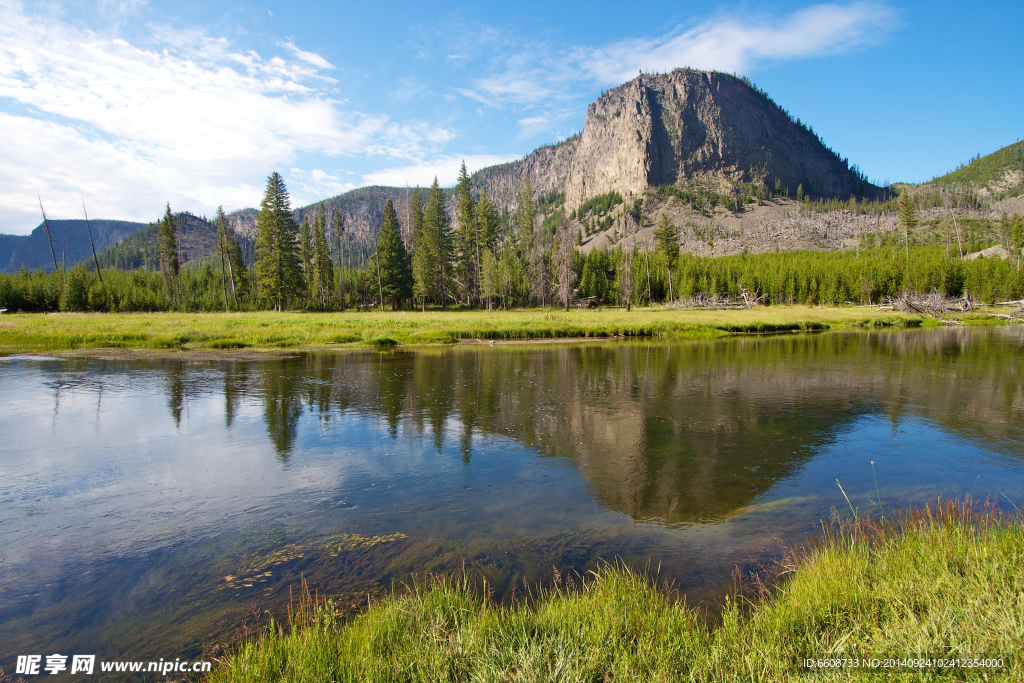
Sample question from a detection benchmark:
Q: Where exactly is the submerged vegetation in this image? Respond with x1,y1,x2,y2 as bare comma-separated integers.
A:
208,499,1023,682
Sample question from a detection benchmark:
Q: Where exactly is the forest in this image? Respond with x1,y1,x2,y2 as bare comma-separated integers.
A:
2,171,1022,314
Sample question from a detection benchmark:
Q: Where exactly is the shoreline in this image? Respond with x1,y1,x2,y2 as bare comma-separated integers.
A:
0,305,950,357
205,501,1023,682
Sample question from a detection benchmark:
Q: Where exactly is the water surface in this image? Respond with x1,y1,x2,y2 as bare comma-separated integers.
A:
1,327,1023,661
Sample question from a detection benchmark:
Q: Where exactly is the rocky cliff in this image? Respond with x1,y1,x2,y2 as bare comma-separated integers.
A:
564,69,879,210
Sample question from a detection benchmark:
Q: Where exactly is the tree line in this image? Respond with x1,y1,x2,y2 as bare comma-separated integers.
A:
2,173,1022,313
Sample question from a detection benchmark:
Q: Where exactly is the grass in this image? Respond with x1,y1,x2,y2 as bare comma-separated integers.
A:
0,306,926,352
204,499,1023,682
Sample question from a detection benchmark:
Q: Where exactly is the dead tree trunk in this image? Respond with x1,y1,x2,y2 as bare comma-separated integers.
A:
82,199,104,286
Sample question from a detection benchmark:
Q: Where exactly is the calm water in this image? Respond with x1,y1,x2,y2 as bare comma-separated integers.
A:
1,327,1023,662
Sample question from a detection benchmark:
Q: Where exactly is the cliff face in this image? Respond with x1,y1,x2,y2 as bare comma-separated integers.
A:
564,69,879,210
472,137,579,209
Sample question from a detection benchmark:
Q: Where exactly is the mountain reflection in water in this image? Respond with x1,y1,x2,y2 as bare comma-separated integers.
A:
0,327,1022,662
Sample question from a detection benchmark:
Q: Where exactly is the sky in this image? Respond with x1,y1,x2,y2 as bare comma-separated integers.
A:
1,0,1022,234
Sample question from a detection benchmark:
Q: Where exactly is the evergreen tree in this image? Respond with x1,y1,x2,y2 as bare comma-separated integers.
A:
409,186,423,253
374,198,413,310
214,206,232,310
476,190,499,255
254,172,302,310
1011,215,1024,271
454,161,478,304
333,211,346,309
898,190,918,260
312,204,333,308
617,246,634,311
158,203,179,304
418,177,450,307
480,247,498,310
653,213,680,301
299,214,312,305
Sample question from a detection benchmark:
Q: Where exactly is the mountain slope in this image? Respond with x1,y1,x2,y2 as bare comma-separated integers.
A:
2,219,147,273
931,140,1024,197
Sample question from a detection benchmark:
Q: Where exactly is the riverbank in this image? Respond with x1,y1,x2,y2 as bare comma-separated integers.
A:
206,500,1022,682
0,306,942,353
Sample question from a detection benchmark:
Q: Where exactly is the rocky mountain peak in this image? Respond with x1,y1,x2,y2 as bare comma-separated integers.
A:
562,68,879,211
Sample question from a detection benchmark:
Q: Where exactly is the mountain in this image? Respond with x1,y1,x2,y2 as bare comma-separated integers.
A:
930,140,1024,198
92,212,246,272
1,219,147,273
274,69,882,254
562,70,880,208
0,68,903,273
0,234,28,273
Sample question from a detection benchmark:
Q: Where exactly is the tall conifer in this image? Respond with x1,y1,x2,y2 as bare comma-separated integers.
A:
454,161,478,304
420,177,450,307
158,203,179,304
254,172,301,310
653,213,680,301
476,190,499,255
409,186,423,253
299,215,312,305
374,199,412,309
333,211,346,309
312,204,333,308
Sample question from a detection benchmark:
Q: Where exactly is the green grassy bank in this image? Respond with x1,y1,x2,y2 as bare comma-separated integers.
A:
206,501,1023,683
0,307,931,352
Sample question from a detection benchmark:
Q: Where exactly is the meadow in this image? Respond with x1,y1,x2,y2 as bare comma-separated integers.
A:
0,306,929,352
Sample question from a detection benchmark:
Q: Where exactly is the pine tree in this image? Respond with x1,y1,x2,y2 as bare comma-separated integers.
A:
299,214,312,305
653,213,680,301
1011,215,1024,271
409,186,423,253
254,172,302,311
897,189,917,260
412,190,436,309
419,177,450,307
480,248,498,311
374,199,413,310
333,211,346,309
215,206,231,310
158,203,179,304
476,190,499,255
312,204,333,308
454,161,478,304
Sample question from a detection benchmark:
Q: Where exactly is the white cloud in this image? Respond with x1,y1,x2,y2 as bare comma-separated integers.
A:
587,2,895,83
362,154,520,188
463,2,896,111
281,41,336,71
288,168,356,203
0,1,451,232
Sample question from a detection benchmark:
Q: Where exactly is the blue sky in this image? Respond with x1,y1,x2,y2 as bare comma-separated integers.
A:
1,0,1021,234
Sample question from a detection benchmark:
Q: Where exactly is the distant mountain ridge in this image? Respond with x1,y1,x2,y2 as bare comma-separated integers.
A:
1,219,147,274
